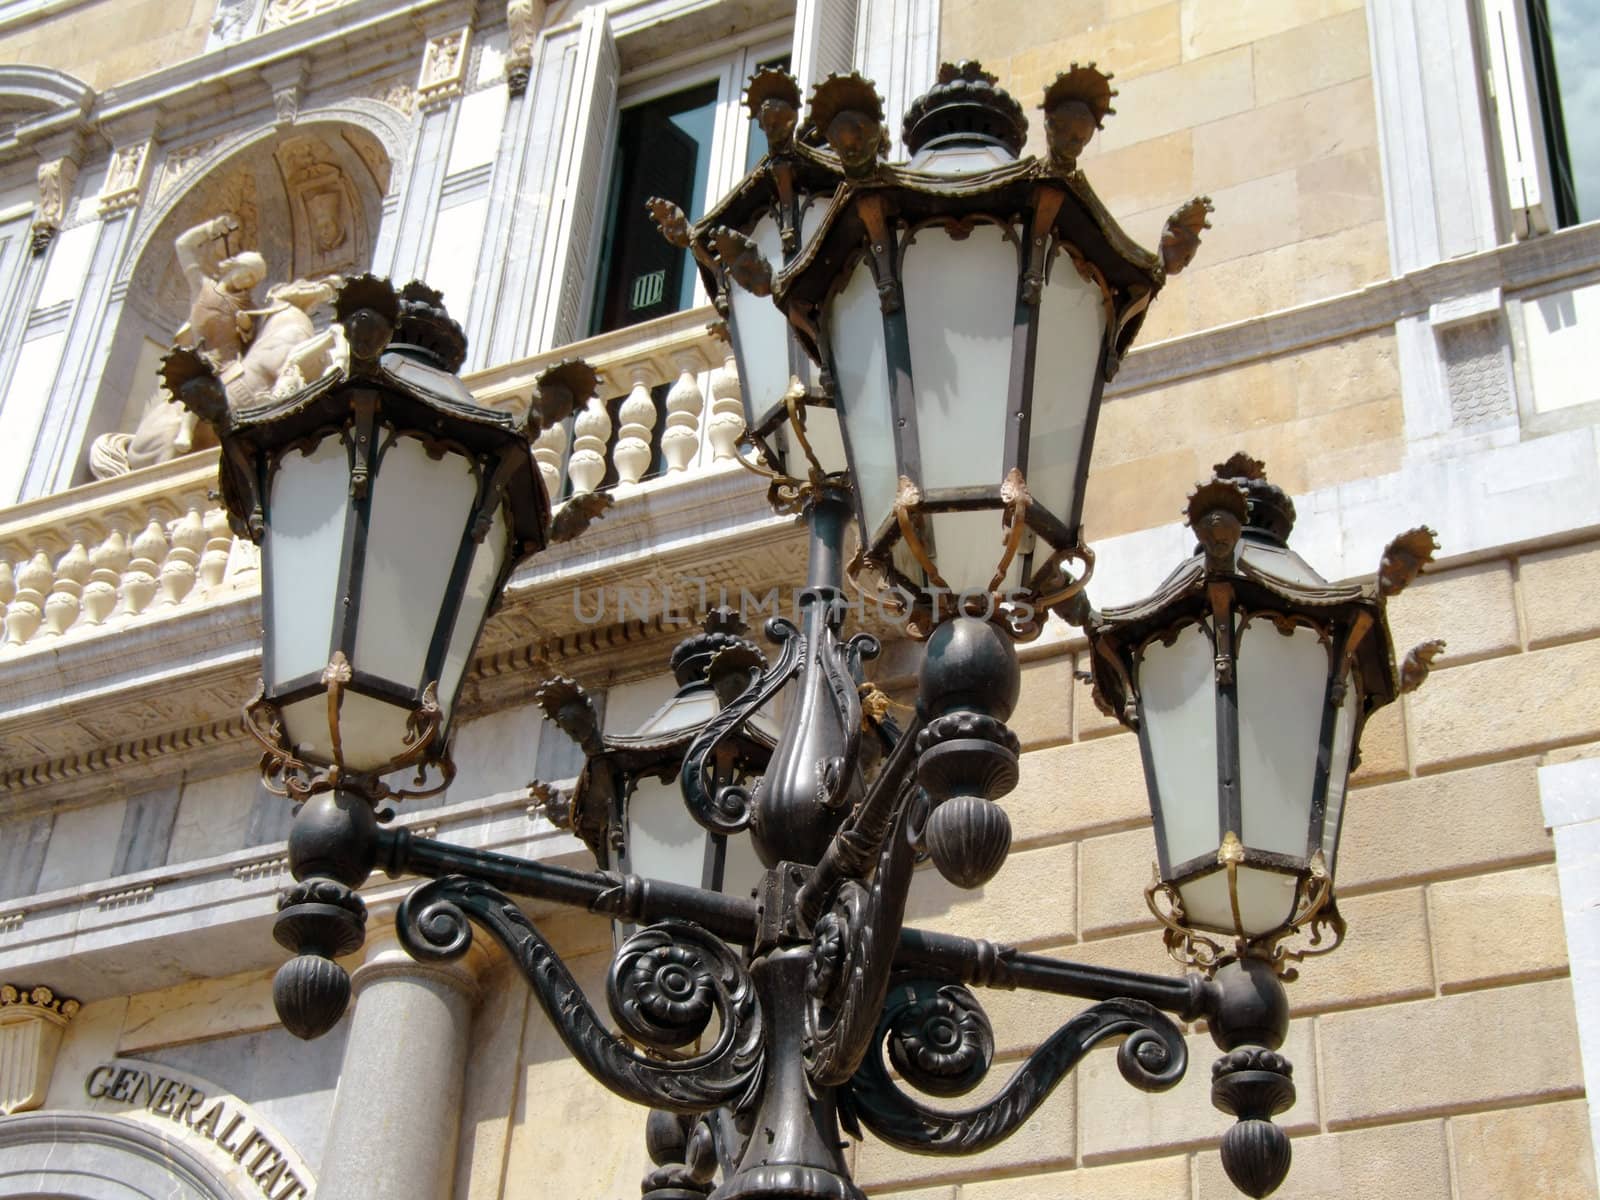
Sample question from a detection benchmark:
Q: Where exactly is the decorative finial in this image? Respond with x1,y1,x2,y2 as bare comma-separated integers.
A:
744,67,802,153
533,358,598,428
647,197,692,249
1042,63,1116,170
1377,527,1439,599
808,73,886,179
709,227,774,297
1161,196,1214,276
1186,479,1250,568
1209,454,1296,543
393,279,467,373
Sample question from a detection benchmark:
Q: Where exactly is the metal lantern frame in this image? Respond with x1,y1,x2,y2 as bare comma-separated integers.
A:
529,611,779,900
764,65,1199,633
649,67,851,493
167,276,552,805
1079,456,1442,974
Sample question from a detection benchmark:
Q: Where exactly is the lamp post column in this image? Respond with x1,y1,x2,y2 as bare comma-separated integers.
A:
316,905,489,1200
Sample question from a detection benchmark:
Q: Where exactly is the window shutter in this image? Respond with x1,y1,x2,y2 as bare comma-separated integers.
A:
792,0,859,94
545,9,619,347
1481,0,1559,237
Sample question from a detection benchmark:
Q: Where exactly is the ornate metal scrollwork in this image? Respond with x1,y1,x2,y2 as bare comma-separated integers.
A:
397,876,764,1114
839,979,1186,1154
679,617,805,835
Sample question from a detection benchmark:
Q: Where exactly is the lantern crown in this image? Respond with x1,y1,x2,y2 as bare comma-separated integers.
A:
902,61,1028,157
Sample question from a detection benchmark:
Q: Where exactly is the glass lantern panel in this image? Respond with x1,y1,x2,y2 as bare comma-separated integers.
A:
902,223,1017,495
279,690,415,774
729,213,793,432
1027,254,1108,526
1320,671,1359,872
627,777,709,889
436,501,509,722
1236,621,1328,858
1139,620,1221,869
906,143,1015,175
353,435,479,692
827,257,897,539
926,509,1020,596
635,684,720,736
1178,866,1299,938
800,404,849,477
794,199,828,397
265,436,351,690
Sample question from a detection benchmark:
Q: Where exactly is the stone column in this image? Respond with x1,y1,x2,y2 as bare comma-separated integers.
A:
315,908,487,1200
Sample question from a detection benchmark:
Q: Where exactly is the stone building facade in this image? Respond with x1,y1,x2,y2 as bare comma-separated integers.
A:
0,1,1598,1198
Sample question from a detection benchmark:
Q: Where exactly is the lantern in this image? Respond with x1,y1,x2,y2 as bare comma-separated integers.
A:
1079,453,1444,971
759,62,1212,631
169,276,563,801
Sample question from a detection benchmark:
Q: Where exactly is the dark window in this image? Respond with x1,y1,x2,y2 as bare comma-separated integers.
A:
591,81,719,336
1526,0,1599,226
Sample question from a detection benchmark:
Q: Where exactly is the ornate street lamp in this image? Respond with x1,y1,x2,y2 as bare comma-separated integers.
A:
175,60,1441,1200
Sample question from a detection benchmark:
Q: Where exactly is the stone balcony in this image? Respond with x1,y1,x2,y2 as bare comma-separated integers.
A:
0,307,812,811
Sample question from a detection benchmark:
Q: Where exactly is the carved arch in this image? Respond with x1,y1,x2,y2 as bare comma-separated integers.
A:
0,65,94,138
0,1110,255,1199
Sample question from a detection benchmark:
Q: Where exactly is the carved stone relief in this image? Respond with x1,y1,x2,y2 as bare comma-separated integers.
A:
32,157,78,254
275,135,364,278
156,136,224,203
418,29,469,107
100,141,151,215
0,985,79,1114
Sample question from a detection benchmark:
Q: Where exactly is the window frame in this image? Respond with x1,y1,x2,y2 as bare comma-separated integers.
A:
581,24,791,337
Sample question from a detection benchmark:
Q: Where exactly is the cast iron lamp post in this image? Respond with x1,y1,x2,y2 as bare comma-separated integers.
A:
175,64,1441,1200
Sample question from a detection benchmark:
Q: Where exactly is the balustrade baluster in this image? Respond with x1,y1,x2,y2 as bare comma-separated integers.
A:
661,356,704,473
198,508,232,592
160,505,205,606
5,549,51,645
119,517,168,617
613,366,657,486
43,536,89,636
82,527,127,626
706,354,744,463
568,390,612,496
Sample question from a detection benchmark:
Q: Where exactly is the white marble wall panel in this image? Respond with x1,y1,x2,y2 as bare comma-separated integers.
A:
34,222,97,310
167,771,259,865
0,814,51,901
110,784,181,876
447,705,544,804
1540,755,1600,1184
424,194,489,327
244,784,295,849
445,85,509,176
0,328,65,503
136,1021,350,1173
35,799,125,893
1524,282,1600,414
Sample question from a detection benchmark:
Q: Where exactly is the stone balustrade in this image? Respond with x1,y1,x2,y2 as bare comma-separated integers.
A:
0,310,744,656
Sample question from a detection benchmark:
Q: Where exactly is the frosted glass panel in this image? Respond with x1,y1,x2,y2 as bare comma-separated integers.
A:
1237,622,1327,857
627,779,707,888
729,214,793,423
266,437,351,688
928,509,1019,596
280,691,413,773
437,504,508,721
902,224,1016,493
798,404,848,476
1028,257,1106,523
1178,866,1298,937
827,258,896,538
635,685,719,736
1320,673,1358,871
1139,621,1220,868
1238,540,1324,587
353,436,478,688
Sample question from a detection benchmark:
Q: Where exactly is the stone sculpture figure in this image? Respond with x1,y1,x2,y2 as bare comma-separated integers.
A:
90,216,343,479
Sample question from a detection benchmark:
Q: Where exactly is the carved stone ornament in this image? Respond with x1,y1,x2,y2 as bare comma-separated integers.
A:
0,984,81,1114
99,141,151,215
506,0,546,94
31,157,77,254
418,29,469,107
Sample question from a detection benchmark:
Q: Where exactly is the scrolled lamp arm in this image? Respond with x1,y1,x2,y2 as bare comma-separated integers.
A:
398,876,764,1114
839,978,1186,1154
